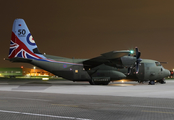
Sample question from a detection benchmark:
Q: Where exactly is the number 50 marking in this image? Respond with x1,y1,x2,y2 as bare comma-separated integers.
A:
18,29,26,35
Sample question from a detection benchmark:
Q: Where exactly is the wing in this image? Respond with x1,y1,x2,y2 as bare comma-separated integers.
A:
83,50,131,69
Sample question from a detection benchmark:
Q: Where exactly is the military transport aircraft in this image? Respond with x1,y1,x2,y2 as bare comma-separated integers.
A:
7,19,170,85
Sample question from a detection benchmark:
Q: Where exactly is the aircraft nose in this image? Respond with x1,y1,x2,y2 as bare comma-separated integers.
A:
164,69,170,77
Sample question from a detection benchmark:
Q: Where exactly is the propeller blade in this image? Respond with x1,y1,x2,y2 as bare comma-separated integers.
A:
136,66,139,74
137,52,141,59
135,47,139,58
127,67,131,75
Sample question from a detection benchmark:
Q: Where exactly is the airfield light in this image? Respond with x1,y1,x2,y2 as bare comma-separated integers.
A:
42,78,49,81
130,50,134,54
33,66,36,76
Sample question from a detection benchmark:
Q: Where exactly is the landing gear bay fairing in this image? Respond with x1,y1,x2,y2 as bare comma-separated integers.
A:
7,19,170,85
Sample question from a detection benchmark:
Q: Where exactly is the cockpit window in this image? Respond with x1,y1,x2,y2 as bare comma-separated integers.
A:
155,62,161,66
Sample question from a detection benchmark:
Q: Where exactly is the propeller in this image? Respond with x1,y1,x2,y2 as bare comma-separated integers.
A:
127,47,142,75
135,47,142,74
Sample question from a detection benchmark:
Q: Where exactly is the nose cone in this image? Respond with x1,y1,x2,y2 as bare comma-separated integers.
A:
163,69,170,77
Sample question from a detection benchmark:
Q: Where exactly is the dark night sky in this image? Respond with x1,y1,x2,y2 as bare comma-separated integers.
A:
1,0,174,70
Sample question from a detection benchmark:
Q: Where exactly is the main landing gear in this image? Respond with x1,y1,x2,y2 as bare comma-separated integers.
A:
148,79,166,85
89,80,110,85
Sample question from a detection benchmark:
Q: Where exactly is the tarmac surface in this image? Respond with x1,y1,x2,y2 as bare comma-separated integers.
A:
0,79,174,120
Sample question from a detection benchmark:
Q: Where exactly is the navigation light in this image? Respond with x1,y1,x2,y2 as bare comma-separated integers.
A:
130,50,134,54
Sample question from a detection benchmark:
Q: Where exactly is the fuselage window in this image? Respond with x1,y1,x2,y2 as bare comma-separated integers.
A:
155,62,161,66
75,70,78,73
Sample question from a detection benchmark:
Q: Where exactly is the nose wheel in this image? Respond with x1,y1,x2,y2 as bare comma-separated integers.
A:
159,79,166,84
149,80,155,85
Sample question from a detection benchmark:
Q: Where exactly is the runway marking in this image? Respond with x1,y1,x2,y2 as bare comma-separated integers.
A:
51,104,79,108
131,105,174,110
0,109,92,120
0,97,51,102
142,110,174,114
0,100,7,102
0,83,8,85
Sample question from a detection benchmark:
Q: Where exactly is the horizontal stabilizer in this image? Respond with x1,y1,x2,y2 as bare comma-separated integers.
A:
7,57,32,63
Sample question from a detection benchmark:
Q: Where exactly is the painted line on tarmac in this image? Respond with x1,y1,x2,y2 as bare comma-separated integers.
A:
131,105,174,110
0,109,92,120
51,104,79,108
0,97,51,102
142,110,174,114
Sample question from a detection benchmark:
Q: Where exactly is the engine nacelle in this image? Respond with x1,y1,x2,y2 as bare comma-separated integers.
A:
121,56,136,67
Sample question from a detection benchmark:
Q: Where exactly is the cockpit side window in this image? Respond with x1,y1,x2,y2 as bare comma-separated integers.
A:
155,62,161,66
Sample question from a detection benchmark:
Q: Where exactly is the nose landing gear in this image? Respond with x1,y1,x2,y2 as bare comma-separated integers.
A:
149,80,155,85
148,79,166,85
159,79,166,84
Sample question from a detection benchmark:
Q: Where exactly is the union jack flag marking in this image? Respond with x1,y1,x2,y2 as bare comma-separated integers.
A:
14,49,41,59
8,32,42,60
9,40,19,57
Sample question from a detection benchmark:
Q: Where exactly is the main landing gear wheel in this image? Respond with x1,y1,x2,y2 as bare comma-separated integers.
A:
101,81,110,85
149,80,155,85
89,80,110,85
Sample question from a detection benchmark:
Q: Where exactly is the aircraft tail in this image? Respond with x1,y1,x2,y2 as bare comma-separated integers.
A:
8,19,45,60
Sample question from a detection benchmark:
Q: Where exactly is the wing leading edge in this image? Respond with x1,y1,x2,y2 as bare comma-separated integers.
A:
83,50,131,69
